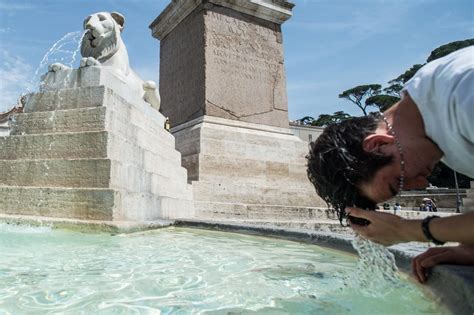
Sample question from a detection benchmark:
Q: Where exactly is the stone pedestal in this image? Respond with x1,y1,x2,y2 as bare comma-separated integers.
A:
0,67,194,221
171,115,325,219
150,0,324,220
150,0,294,128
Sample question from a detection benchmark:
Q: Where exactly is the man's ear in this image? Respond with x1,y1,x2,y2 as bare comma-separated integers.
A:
362,134,394,153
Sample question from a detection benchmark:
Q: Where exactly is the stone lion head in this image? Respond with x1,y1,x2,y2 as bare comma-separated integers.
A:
80,12,125,62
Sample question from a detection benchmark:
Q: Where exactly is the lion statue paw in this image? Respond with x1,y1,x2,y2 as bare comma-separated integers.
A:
48,63,71,72
143,80,161,111
80,57,101,68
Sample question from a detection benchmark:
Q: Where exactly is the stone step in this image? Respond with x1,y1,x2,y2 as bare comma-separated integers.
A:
10,107,106,135
199,137,307,164
199,121,307,151
0,155,191,197
195,202,459,222
378,210,457,219
107,134,186,181
192,181,322,207
174,121,308,165
0,186,114,220
109,160,192,198
197,154,311,189
466,190,474,198
0,131,108,160
460,205,474,213
193,218,351,235
105,96,175,150
24,86,106,113
194,202,334,220
462,198,474,206
0,159,111,188
159,197,195,220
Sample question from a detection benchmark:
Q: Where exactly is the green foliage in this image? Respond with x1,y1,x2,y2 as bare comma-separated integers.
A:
338,84,381,116
365,95,400,112
383,83,403,96
312,111,351,127
390,64,424,84
427,38,474,62
297,116,315,126
389,38,473,85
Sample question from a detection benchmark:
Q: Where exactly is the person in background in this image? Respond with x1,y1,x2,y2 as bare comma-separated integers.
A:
393,202,402,214
422,198,433,211
307,47,474,283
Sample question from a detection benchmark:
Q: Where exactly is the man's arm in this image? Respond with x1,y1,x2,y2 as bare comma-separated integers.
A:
346,208,474,246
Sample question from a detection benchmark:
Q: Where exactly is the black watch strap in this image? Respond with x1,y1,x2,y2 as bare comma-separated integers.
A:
421,216,445,245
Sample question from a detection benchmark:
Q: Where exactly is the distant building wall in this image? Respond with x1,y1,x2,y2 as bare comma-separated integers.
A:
289,122,324,143
0,121,9,137
1,105,23,137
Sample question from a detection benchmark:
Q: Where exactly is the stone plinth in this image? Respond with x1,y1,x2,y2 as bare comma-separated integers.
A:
150,0,294,128
150,1,323,220
0,67,194,221
171,116,325,218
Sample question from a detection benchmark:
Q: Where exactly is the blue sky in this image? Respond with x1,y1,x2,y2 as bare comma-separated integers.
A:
1,0,473,120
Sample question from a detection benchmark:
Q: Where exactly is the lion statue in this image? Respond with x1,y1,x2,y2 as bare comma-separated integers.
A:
49,11,160,111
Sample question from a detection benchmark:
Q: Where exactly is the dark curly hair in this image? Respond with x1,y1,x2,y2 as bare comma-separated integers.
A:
306,113,394,224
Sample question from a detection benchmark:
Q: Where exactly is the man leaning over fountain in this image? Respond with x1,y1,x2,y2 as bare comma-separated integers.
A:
306,46,474,283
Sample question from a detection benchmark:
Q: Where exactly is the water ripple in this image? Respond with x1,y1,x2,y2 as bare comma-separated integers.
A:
0,227,443,314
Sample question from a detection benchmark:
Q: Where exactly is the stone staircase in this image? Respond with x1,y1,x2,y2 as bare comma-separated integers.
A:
191,201,459,234
192,202,349,233
173,116,325,223
461,181,474,213
0,82,194,222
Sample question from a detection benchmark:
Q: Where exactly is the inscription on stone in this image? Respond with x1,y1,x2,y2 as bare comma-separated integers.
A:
204,8,288,126
207,11,282,84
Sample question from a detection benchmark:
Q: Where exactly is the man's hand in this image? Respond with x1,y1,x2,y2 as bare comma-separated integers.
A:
412,244,474,283
346,207,420,246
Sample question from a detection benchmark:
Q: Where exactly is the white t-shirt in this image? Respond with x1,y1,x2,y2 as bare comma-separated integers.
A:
403,46,474,178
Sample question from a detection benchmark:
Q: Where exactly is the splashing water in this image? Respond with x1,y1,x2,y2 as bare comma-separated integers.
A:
29,31,85,130
347,236,402,297
0,227,444,314
35,31,84,82
0,222,52,234
6,31,84,114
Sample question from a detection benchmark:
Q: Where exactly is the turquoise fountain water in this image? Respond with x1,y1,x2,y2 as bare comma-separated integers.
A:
0,224,445,314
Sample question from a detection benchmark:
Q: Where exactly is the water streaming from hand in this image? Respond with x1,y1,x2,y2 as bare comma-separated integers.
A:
347,236,403,297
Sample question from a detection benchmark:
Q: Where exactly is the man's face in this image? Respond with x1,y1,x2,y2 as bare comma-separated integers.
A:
358,127,441,204
358,156,435,203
